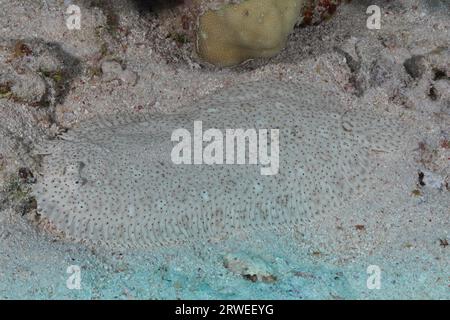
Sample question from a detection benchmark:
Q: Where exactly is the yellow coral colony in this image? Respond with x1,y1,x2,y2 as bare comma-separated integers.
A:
197,0,304,67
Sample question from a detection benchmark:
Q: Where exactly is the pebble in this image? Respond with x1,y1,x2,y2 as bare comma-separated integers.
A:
223,252,277,283
11,71,47,104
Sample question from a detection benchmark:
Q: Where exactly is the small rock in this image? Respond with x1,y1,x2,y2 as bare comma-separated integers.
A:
422,169,445,190
10,71,47,105
36,53,61,75
101,60,123,81
403,55,426,79
120,69,138,86
433,79,450,102
223,252,277,283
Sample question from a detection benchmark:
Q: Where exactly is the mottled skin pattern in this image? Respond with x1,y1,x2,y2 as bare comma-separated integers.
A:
34,80,407,248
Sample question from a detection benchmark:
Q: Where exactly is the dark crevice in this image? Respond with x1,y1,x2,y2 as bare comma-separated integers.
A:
433,68,449,81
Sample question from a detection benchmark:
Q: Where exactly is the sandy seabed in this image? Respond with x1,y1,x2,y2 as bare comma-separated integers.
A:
0,0,449,299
